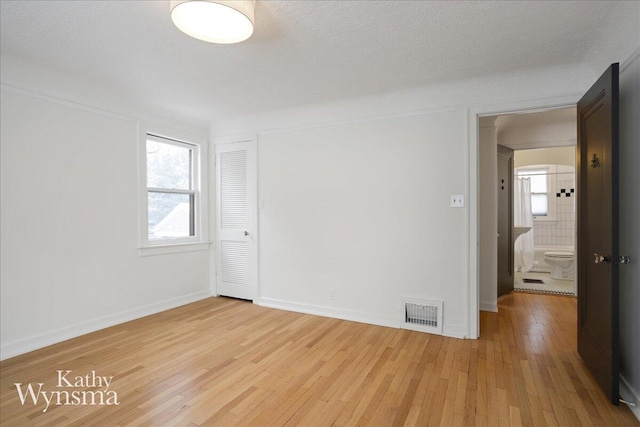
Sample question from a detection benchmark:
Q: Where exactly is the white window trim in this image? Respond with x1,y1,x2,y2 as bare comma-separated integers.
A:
516,164,557,221
137,123,210,256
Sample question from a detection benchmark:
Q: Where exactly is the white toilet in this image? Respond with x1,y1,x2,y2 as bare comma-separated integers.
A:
544,251,575,280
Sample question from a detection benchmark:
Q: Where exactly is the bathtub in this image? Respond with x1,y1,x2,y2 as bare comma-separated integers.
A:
529,245,575,273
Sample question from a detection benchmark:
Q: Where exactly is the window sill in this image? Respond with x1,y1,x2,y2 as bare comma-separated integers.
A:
138,242,210,257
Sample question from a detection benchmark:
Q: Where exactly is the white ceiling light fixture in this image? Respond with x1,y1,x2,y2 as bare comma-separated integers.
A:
170,0,255,44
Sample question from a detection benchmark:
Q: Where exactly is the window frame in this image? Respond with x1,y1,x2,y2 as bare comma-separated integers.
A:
515,165,557,221
138,125,209,256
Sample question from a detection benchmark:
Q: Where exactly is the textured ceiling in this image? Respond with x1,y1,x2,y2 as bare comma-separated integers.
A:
1,1,638,129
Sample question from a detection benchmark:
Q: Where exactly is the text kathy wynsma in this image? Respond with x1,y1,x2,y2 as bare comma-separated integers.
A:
14,370,119,413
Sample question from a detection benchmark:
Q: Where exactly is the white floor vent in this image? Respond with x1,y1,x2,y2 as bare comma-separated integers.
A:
401,298,443,335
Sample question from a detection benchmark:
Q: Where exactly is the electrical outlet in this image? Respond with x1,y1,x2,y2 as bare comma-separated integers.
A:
328,289,335,301
450,195,464,207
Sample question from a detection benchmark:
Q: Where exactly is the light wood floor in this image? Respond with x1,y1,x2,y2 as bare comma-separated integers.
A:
1,293,638,426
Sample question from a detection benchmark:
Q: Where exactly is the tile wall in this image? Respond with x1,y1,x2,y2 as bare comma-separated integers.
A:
533,174,575,246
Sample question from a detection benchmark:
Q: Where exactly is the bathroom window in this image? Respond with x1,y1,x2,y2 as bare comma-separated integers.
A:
517,166,556,220
528,170,548,216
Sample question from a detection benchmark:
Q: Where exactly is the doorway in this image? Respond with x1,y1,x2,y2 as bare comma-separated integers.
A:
477,107,578,314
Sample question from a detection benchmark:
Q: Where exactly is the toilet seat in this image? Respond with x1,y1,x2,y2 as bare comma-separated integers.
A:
544,251,573,258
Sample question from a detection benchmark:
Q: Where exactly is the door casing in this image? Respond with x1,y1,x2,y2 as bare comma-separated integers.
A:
469,96,579,339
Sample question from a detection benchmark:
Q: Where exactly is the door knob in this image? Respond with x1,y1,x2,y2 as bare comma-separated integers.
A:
594,253,611,264
244,230,249,236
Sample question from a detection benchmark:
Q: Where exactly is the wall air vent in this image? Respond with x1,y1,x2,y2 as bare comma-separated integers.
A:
402,298,443,335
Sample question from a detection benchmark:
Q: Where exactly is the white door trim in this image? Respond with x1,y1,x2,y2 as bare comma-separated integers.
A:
468,95,580,339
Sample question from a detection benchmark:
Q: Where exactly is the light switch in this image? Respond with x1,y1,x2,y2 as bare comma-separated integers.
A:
259,198,265,209
450,195,464,207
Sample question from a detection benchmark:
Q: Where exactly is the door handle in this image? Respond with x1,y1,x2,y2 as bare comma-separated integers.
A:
594,254,632,264
619,255,631,264
594,253,611,264
244,230,249,236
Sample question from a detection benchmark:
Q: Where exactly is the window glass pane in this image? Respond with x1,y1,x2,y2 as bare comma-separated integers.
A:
529,173,547,193
147,140,191,190
531,194,548,216
148,192,194,239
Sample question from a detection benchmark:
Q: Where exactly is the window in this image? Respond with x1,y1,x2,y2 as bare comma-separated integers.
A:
139,131,208,255
516,166,556,220
526,169,548,217
147,135,196,240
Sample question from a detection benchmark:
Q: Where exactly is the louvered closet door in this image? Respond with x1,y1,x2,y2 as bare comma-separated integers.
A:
216,141,257,300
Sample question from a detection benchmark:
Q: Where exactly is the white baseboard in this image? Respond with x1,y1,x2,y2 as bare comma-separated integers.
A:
256,297,399,329
256,297,469,339
480,301,498,312
620,374,640,422
0,290,213,361
442,324,469,339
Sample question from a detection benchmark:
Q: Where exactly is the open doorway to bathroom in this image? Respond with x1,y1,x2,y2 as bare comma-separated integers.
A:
512,146,576,296
478,106,578,312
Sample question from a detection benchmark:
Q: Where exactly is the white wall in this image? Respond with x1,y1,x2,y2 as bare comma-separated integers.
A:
478,123,498,312
619,50,640,417
0,88,211,360
256,111,469,337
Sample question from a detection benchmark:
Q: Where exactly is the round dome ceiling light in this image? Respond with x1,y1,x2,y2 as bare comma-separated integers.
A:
170,0,255,44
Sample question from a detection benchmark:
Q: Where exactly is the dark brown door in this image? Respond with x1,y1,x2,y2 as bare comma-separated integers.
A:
577,63,619,405
497,144,514,297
